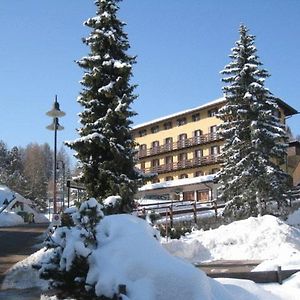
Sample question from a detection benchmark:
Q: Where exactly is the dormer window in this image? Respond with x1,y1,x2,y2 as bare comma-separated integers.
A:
151,125,159,133
208,108,218,117
177,117,187,126
164,121,172,130
192,113,200,122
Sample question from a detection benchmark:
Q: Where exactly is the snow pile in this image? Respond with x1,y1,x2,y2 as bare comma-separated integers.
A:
3,205,278,300
0,185,14,209
0,210,24,227
1,248,50,290
286,208,300,228
163,215,300,263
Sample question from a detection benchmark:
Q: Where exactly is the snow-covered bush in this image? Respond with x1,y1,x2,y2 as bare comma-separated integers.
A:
38,198,104,299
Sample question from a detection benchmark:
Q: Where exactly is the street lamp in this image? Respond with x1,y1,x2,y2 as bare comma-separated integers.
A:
57,160,66,210
46,95,65,215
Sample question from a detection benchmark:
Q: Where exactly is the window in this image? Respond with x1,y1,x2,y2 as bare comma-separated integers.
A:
194,149,203,158
139,144,147,156
210,125,217,133
210,125,217,139
165,176,174,181
165,156,173,164
177,117,187,126
194,171,204,177
164,137,173,151
192,113,200,122
208,108,218,117
179,174,188,179
194,129,202,144
138,129,147,137
164,121,172,130
178,152,187,161
152,140,159,148
165,137,173,144
211,145,220,155
152,159,160,167
194,129,203,137
152,178,160,184
179,133,187,140
178,133,187,148
151,125,159,133
140,161,145,171
197,190,209,202
183,191,195,201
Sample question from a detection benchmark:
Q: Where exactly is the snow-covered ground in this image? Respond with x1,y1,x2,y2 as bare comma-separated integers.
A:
163,214,300,263
2,208,300,300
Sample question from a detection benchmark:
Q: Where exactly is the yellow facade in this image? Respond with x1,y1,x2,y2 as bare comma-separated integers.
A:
132,99,225,183
132,97,297,188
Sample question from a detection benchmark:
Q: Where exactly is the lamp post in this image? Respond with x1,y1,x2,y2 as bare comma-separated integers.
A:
57,160,66,210
46,95,65,215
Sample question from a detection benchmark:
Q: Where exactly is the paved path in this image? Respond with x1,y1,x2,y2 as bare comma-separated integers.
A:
0,223,49,287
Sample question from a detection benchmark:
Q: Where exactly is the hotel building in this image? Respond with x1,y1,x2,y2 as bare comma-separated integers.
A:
132,97,298,201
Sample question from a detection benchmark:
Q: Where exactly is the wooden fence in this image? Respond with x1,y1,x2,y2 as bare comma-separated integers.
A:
134,199,225,226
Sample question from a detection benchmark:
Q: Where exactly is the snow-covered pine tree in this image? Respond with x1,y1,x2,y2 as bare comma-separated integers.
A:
217,24,292,219
39,198,104,299
66,0,141,213
6,146,27,196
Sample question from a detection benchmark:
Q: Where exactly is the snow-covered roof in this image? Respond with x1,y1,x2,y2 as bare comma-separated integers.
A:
138,174,216,192
132,96,298,131
132,97,225,130
0,185,15,210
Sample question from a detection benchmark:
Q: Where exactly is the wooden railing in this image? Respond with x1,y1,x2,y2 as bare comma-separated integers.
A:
142,154,220,174
138,132,222,158
134,199,225,226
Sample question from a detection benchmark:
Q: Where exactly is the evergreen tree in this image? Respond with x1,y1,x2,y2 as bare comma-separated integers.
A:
66,0,142,212
6,146,27,195
0,140,9,184
39,198,104,299
217,25,291,219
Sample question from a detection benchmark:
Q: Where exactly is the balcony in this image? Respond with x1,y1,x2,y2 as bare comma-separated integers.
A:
142,154,220,174
138,132,222,159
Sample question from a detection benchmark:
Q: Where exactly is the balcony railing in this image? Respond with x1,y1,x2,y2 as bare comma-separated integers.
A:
142,154,220,174
138,132,221,159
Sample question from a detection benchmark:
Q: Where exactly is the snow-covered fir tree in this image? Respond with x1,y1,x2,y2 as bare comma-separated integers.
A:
39,198,104,299
217,25,292,219
66,0,142,212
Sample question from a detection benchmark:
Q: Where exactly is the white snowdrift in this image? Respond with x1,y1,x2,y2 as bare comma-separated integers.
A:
2,214,276,300
286,207,300,228
0,210,24,227
1,248,50,290
163,215,300,263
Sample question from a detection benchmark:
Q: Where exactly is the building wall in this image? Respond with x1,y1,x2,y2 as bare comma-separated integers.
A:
132,99,293,186
132,103,224,183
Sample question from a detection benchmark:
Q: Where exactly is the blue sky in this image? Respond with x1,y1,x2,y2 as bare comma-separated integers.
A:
0,0,299,162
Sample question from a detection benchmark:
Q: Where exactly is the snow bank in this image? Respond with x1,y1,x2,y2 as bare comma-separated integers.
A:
86,214,235,300
1,248,50,290
3,213,277,300
0,185,14,209
163,215,300,263
0,210,24,227
286,208,300,228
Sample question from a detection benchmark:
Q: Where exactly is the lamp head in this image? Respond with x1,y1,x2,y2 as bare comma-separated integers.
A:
46,95,66,118
46,118,64,131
